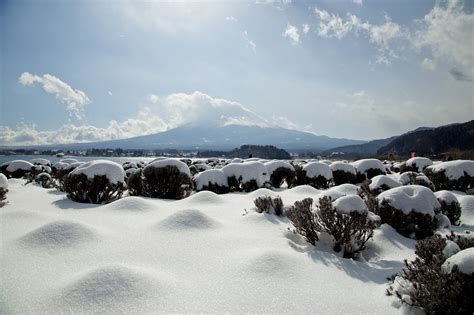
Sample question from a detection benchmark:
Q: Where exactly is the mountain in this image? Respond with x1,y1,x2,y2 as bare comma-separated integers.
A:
3,124,366,152
320,136,398,159
377,120,474,156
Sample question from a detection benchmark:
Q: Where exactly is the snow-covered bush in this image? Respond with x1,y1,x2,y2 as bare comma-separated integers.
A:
55,162,84,191
388,234,473,314
295,162,332,189
254,195,284,216
287,196,379,259
128,159,192,199
397,172,435,191
0,173,8,206
30,158,52,167
265,161,295,188
330,162,357,186
35,172,54,188
63,160,126,204
352,159,386,183
0,160,34,178
424,160,474,192
377,185,439,239
194,169,229,194
434,190,462,225
401,157,433,173
369,175,401,194
222,162,269,192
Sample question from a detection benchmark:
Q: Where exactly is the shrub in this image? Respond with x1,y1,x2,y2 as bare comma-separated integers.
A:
269,167,295,188
330,162,357,186
129,164,192,199
332,170,357,186
1,160,34,179
254,195,284,216
318,196,379,258
294,162,332,189
287,195,379,259
63,173,125,204
368,175,401,195
439,200,462,226
352,159,386,183
388,234,473,314
35,172,54,188
287,198,319,245
194,169,229,194
424,160,474,192
222,162,269,192
377,186,439,239
0,173,7,206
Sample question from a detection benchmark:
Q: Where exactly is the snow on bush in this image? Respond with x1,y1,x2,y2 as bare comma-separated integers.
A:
388,234,474,314
351,159,386,182
442,248,474,275
424,160,474,192
264,161,295,188
60,158,79,164
55,162,84,191
128,159,192,199
1,160,34,178
369,175,401,194
287,195,379,259
396,172,435,190
194,169,229,194
330,162,357,185
222,162,269,192
295,162,332,189
35,172,54,188
64,160,126,204
434,190,462,225
403,157,433,173
0,173,8,205
30,158,52,166
377,185,440,239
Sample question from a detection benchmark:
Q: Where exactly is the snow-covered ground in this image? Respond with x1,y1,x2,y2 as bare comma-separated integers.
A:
1,177,473,313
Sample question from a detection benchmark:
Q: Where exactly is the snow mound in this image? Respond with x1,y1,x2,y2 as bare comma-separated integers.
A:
104,196,156,212
442,240,461,258
442,248,474,274
434,190,458,204
457,195,474,225
185,191,225,204
60,158,79,164
156,209,221,231
285,185,320,195
397,172,418,185
249,188,277,198
0,173,8,189
222,162,269,186
318,184,359,201
330,162,356,175
264,160,294,174
70,160,125,184
144,159,190,177
332,195,368,214
52,161,69,170
5,160,33,172
351,159,385,174
369,175,401,191
406,157,432,171
230,158,243,163
243,250,296,278
377,185,440,216
302,162,333,179
18,220,98,248
59,265,160,311
426,160,474,180
194,169,228,190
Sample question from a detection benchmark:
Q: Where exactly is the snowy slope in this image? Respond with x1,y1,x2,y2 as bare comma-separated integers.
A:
0,180,423,313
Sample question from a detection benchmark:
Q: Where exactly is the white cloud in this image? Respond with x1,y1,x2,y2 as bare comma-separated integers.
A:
108,91,113,96
352,90,366,98
225,16,238,22
242,31,257,53
0,91,285,145
421,58,436,71
18,72,90,120
283,24,300,44
255,0,292,10
415,0,473,78
302,23,310,34
313,8,405,65
352,0,363,5
148,94,159,103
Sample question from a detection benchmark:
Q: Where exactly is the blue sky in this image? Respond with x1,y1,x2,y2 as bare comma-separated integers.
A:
1,0,473,145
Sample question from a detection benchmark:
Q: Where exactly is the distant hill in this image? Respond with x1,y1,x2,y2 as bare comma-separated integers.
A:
226,145,291,159
377,120,474,157
320,136,398,159
2,124,366,152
